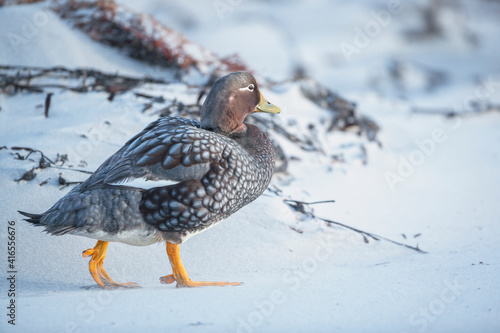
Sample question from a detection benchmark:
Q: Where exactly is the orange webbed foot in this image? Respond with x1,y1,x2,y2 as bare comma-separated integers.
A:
159,274,176,285
83,241,140,289
159,273,240,287
163,242,242,288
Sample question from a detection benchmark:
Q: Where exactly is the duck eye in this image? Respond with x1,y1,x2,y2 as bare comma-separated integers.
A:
248,84,254,91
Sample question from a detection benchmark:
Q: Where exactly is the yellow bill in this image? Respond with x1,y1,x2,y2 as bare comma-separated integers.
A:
255,92,281,114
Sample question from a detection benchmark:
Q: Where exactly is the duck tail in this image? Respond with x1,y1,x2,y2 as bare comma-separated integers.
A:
18,211,43,225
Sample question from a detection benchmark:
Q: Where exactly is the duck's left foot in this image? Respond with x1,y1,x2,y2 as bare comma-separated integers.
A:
163,242,242,288
159,274,241,287
83,241,140,289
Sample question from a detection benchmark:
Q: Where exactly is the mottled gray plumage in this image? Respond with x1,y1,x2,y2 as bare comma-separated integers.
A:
139,121,275,243
20,72,277,246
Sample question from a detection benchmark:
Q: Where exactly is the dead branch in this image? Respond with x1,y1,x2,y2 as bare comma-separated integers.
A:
318,217,426,253
281,194,426,253
51,0,248,76
0,65,173,95
412,104,500,117
9,147,93,184
44,93,53,118
299,78,381,144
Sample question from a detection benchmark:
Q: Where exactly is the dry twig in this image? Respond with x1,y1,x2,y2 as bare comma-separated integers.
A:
280,193,426,253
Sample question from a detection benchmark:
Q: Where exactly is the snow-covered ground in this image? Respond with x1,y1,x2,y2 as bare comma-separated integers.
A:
1,1,499,332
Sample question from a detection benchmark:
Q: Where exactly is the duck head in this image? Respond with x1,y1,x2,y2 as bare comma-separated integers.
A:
200,71,280,134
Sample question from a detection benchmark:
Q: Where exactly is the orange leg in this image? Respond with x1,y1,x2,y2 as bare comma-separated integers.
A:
159,242,241,288
82,240,139,289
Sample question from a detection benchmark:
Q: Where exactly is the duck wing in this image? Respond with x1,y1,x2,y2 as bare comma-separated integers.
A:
80,116,244,191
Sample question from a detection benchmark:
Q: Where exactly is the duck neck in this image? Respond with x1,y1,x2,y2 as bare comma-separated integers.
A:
200,89,252,134
233,124,274,163
201,104,248,135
